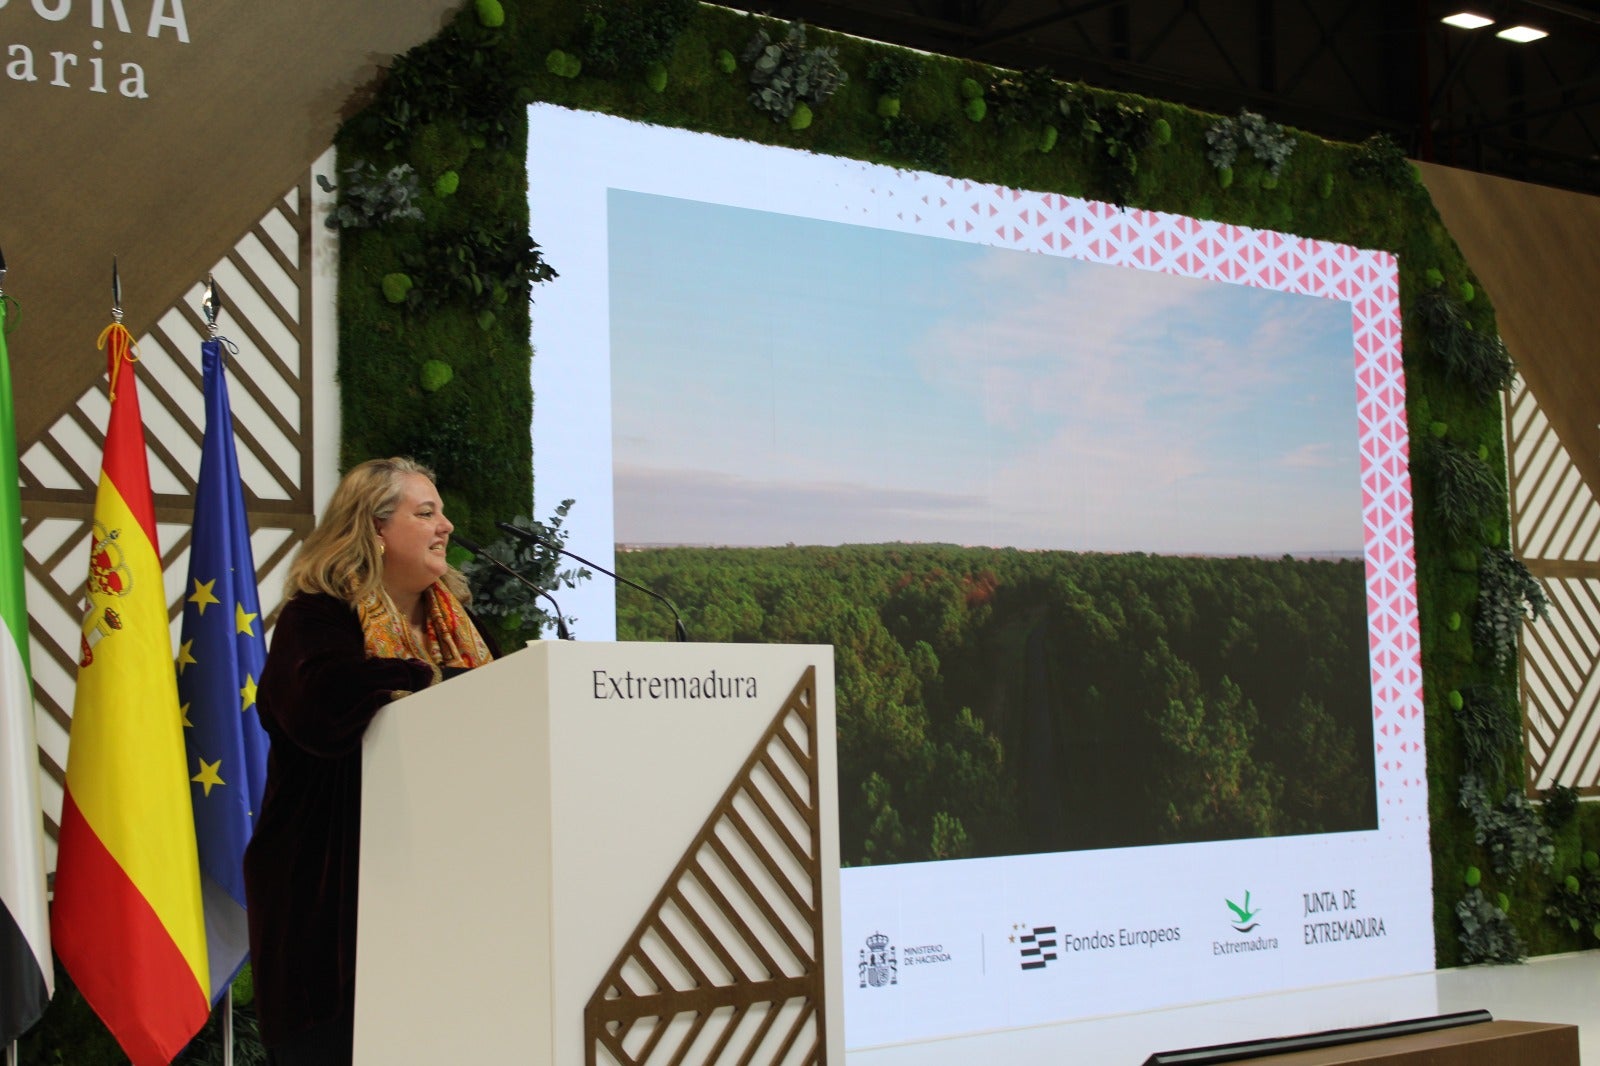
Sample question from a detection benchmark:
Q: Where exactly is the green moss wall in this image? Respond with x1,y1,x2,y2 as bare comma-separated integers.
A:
332,0,1597,969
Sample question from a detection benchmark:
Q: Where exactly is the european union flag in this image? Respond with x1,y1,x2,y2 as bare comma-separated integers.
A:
179,337,270,1004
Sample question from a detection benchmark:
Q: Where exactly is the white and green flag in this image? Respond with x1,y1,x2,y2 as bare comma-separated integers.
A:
0,286,54,1045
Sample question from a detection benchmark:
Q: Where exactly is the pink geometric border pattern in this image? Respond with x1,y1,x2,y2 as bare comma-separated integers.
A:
847,171,1426,835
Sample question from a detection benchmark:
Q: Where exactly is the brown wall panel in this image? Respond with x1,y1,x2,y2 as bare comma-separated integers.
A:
1418,162,1600,507
0,0,459,447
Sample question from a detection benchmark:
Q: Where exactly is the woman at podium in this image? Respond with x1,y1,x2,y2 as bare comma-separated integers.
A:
242,457,498,1065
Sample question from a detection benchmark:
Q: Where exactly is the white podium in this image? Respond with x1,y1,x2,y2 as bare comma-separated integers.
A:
353,640,842,1064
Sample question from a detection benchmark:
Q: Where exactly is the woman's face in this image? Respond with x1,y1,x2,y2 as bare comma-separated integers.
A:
375,473,453,599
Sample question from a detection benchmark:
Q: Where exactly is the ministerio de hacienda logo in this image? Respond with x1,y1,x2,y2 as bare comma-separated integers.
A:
859,932,897,989
1213,890,1280,956
859,931,954,988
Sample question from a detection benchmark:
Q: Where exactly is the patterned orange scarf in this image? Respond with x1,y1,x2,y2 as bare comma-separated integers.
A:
355,580,493,672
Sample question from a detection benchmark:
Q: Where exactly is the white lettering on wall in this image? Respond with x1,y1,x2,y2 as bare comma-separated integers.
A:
5,0,189,99
146,0,187,42
5,42,146,96
91,0,132,34
12,0,187,40
119,60,145,96
7,45,38,82
48,48,77,85
88,37,104,91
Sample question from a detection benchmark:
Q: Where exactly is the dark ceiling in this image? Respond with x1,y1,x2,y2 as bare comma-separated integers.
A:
719,0,1600,197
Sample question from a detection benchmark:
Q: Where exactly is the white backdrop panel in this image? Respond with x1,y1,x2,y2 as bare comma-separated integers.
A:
525,103,1430,1048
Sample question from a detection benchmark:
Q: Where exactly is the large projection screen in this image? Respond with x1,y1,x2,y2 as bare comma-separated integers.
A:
527,103,1432,1048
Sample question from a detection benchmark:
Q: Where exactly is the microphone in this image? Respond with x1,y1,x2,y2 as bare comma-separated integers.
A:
495,521,689,642
451,534,572,641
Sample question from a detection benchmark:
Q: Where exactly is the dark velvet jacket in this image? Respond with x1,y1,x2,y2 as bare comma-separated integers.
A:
242,591,495,1048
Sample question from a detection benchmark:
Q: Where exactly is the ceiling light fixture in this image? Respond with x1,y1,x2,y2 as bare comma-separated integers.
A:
1441,12,1494,29
1496,24,1548,42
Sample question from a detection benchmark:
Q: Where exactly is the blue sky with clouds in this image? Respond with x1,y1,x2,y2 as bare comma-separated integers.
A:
607,189,1362,555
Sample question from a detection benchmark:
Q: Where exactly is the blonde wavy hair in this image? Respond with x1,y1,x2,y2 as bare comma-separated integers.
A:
286,457,470,605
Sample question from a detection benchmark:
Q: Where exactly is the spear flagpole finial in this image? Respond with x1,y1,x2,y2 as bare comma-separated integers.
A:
111,256,123,323
201,273,224,337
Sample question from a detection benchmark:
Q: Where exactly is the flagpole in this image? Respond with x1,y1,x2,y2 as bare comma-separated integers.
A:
200,278,239,1066
222,987,233,1066
6,1037,17,1066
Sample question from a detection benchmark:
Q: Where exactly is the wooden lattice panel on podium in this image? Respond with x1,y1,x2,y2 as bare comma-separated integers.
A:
18,174,322,863
1507,374,1600,795
585,666,828,1065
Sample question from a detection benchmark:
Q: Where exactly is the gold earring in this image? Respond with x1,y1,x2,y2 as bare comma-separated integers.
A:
378,541,386,556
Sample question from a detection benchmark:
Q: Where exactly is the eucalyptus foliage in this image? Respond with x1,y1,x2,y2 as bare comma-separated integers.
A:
743,21,847,121
1204,108,1297,179
316,160,425,230
1475,547,1550,670
1459,772,1555,877
459,500,589,643
1456,886,1526,963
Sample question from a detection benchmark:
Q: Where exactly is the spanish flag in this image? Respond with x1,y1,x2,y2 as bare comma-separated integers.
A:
50,323,210,1065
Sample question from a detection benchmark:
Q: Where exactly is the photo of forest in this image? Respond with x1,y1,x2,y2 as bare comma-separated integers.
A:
601,189,1377,867
615,545,1376,866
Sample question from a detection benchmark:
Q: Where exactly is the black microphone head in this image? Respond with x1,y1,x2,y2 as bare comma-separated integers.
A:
496,520,540,543
451,533,483,555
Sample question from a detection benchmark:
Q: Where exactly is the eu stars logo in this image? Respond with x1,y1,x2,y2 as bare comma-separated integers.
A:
1013,922,1058,971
